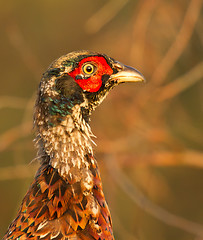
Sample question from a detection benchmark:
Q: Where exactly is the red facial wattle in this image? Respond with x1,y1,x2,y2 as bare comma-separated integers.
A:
69,56,113,92
74,75,102,92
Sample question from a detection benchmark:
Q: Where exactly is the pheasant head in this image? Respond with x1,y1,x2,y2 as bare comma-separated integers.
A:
35,51,144,119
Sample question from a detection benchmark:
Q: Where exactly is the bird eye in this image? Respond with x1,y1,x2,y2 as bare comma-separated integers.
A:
82,63,95,75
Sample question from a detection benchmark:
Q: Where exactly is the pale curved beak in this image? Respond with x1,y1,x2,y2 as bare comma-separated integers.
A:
109,61,145,83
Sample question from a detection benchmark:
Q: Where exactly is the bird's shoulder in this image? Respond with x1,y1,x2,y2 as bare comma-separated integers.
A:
3,163,114,240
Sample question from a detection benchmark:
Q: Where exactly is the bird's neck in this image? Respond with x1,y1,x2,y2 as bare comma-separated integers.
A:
35,104,96,181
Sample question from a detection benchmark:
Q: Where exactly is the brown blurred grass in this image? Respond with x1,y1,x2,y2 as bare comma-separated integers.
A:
0,0,203,239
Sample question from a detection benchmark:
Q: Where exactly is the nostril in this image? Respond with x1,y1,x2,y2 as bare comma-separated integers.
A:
114,61,124,71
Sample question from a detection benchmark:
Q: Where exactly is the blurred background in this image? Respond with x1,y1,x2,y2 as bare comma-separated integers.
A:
0,0,203,239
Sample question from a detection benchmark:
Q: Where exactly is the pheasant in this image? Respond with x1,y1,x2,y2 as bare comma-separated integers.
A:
3,50,144,240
